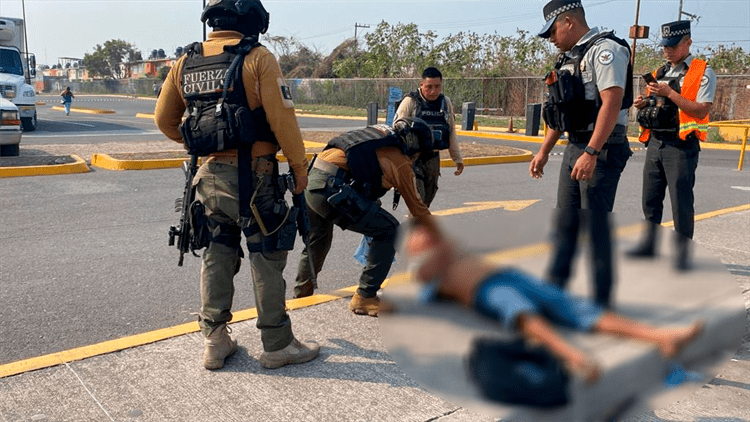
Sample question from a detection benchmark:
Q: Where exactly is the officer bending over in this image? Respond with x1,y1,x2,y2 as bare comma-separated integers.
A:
154,0,319,370
628,20,716,270
395,66,464,207
293,118,435,317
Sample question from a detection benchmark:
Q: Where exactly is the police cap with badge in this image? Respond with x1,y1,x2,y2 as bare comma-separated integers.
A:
659,20,690,47
538,0,583,39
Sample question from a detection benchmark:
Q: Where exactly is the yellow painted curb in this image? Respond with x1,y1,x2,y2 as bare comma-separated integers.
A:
51,106,115,114
0,285,357,379
136,113,155,119
0,155,89,178
457,130,545,143
456,150,533,166
91,153,195,170
296,112,367,121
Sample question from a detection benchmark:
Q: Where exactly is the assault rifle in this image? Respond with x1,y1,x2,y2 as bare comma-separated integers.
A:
168,155,200,266
284,172,317,285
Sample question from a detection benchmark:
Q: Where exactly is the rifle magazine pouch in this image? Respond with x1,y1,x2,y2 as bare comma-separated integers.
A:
467,337,570,408
245,201,298,253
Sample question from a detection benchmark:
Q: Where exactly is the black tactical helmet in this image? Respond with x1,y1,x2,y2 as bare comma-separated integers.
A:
393,117,434,156
201,0,270,35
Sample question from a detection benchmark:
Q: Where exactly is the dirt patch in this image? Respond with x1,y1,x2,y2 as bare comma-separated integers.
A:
6,130,526,167
303,131,527,158
0,155,76,167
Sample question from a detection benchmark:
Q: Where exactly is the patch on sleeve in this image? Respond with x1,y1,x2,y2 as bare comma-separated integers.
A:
277,77,294,108
597,49,614,65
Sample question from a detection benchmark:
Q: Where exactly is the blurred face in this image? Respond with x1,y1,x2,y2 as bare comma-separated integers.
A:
548,16,576,52
663,36,692,65
419,77,442,102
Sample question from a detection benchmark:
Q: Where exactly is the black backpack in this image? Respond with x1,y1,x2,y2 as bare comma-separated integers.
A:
467,337,570,407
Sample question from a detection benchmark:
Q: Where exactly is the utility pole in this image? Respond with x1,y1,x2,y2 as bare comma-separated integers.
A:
354,23,370,40
678,0,699,21
629,0,649,68
354,23,370,51
202,0,207,41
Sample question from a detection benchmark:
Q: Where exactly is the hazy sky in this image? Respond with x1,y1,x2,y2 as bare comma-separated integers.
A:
0,0,748,67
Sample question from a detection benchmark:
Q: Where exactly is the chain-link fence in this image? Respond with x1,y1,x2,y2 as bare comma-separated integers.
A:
65,74,748,121
290,75,749,121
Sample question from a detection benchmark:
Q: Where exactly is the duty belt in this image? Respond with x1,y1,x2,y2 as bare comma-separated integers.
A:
312,158,352,183
569,124,628,145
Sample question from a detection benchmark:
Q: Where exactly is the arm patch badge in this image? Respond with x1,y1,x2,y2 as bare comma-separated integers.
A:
281,85,293,100
277,77,294,108
597,49,614,65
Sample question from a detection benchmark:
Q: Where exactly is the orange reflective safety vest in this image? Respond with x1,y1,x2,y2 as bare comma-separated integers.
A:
638,58,709,143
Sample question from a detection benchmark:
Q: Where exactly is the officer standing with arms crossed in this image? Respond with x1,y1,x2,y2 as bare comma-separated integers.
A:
155,0,319,370
628,20,716,270
292,118,435,317
529,0,633,308
395,67,464,206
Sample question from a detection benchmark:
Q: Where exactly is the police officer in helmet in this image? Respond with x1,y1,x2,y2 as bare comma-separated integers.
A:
155,0,319,370
529,0,633,308
292,118,436,317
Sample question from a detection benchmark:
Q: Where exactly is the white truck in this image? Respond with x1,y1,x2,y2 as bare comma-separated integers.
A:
0,17,37,132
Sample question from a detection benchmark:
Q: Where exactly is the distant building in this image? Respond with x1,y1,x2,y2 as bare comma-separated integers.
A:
123,57,176,79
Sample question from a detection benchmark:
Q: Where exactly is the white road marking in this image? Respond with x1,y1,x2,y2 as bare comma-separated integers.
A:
731,186,750,191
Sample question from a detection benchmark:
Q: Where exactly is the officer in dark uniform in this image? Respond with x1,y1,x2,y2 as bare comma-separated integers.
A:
293,118,435,317
529,0,633,307
628,20,716,270
395,67,463,206
154,0,319,370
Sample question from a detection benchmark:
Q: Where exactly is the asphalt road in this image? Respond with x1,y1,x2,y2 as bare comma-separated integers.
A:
1,95,748,367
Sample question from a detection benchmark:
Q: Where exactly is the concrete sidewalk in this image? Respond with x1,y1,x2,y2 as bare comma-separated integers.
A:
0,212,748,422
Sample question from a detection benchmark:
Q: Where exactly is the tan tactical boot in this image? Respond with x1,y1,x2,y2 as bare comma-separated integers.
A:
259,338,320,369
203,324,238,370
348,292,380,317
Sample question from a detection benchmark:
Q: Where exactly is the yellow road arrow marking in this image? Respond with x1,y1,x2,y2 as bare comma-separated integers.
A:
433,200,539,217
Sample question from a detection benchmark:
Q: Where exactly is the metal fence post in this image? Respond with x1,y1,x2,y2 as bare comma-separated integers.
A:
366,102,378,126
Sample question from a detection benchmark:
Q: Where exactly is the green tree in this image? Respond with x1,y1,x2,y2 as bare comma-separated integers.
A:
157,66,171,82
334,21,437,78
633,42,665,75
703,45,750,74
83,39,141,79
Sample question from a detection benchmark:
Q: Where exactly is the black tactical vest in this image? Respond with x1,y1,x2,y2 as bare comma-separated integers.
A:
324,125,406,200
636,64,681,136
543,31,633,134
408,91,451,150
178,37,261,156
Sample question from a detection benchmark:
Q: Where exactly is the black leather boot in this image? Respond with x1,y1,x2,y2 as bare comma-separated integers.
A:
627,222,658,258
675,233,692,271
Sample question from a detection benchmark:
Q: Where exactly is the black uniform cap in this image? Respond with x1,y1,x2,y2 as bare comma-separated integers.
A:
538,0,583,39
659,20,691,47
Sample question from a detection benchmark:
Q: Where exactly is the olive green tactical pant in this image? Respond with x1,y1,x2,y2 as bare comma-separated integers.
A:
414,152,440,207
294,167,399,298
194,158,294,353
